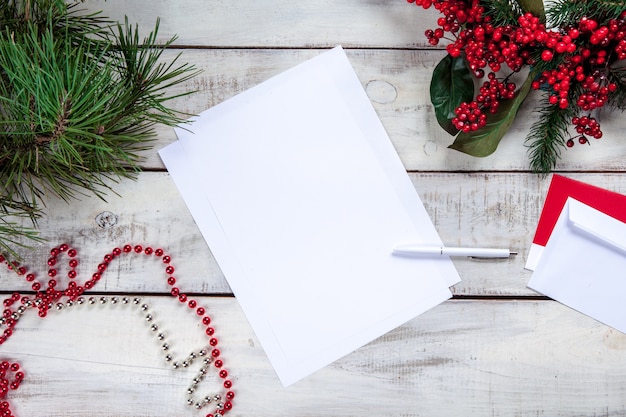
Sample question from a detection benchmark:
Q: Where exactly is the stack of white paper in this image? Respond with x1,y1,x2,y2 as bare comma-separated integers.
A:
159,46,460,386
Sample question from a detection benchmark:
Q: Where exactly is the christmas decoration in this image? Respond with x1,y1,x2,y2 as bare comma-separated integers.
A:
0,1,199,258
0,243,236,416
407,0,626,173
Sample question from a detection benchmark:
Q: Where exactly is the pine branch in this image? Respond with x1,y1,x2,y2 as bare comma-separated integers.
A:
525,95,577,174
0,0,200,256
481,0,525,26
546,0,626,27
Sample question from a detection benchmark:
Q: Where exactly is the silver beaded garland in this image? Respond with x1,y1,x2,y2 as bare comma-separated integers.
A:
54,295,226,411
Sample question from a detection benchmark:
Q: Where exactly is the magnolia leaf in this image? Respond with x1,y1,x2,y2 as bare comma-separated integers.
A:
448,73,534,157
430,54,474,136
518,0,545,19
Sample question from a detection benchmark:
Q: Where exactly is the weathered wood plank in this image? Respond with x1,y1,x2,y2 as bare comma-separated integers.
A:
2,172,625,296
3,297,626,417
81,0,442,48
137,48,626,171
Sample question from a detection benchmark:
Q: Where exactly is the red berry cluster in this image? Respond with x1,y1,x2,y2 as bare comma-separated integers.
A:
533,12,626,146
408,0,626,143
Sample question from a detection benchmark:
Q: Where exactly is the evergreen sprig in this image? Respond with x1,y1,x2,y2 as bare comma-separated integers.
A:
525,95,578,174
0,0,200,259
546,0,626,27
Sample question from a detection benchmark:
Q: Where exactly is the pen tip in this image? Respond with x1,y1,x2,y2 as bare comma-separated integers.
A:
510,251,518,256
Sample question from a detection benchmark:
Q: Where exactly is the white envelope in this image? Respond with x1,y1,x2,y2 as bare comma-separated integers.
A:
528,197,626,333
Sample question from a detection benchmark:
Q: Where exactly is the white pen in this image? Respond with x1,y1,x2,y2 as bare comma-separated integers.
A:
392,244,516,258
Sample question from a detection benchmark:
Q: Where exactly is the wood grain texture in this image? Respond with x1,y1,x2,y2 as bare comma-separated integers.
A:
81,0,442,48
4,297,626,417
0,2,624,416
2,172,625,297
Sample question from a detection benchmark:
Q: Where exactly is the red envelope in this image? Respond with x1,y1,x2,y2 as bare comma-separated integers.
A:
525,174,626,270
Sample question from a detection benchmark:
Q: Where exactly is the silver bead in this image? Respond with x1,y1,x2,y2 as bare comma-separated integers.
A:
214,395,221,402
157,333,165,340
16,306,26,314
187,398,193,405
203,357,212,365
77,297,85,305
172,362,180,369
182,361,190,368
189,352,197,360
145,314,153,322
165,354,172,362
56,303,64,311
187,387,195,394
141,304,149,311
150,324,158,331
199,349,208,356
162,343,169,351
217,402,225,410
122,297,130,304
195,403,202,410
204,396,212,403
192,377,201,384
88,297,96,304
133,297,141,304
65,301,74,308
110,297,118,304
99,297,107,304
0,318,5,325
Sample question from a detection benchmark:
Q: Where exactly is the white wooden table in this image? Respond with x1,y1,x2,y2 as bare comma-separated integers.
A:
2,1,626,416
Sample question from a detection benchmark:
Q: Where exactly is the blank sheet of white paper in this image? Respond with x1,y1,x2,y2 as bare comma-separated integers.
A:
159,46,460,386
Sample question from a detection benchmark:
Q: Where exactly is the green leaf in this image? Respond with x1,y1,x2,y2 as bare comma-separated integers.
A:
430,54,474,136
448,73,534,157
518,0,545,19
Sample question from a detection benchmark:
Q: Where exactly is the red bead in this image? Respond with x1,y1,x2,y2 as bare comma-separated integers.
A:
165,266,175,274
210,338,218,346
178,293,187,302
196,307,205,316
219,370,228,378
171,288,180,296
123,245,132,253
211,348,220,357
50,248,59,256
31,283,41,291
162,256,171,264
224,380,233,389
206,327,215,336
144,247,153,255
224,401,232,410
103,254,113,263
59,244,69,252
226,390,234,399
48,280,56,288
97,263,107,272
47,258,57,266
92,273,101,281
188,300,197,308
25,274,35,282
134,245,143,253
214,360,223,368
47,269,57,277
113,247,122,256
68,270,77,279
68,249,77,257
167,277,176,286
69,259,78,268
202,317,211,325
155,248,164,257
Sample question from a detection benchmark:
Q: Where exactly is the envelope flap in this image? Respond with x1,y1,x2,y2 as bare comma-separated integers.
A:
568,197,626,254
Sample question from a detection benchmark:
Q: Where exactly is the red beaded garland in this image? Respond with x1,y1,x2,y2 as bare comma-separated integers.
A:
0,243,235,416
